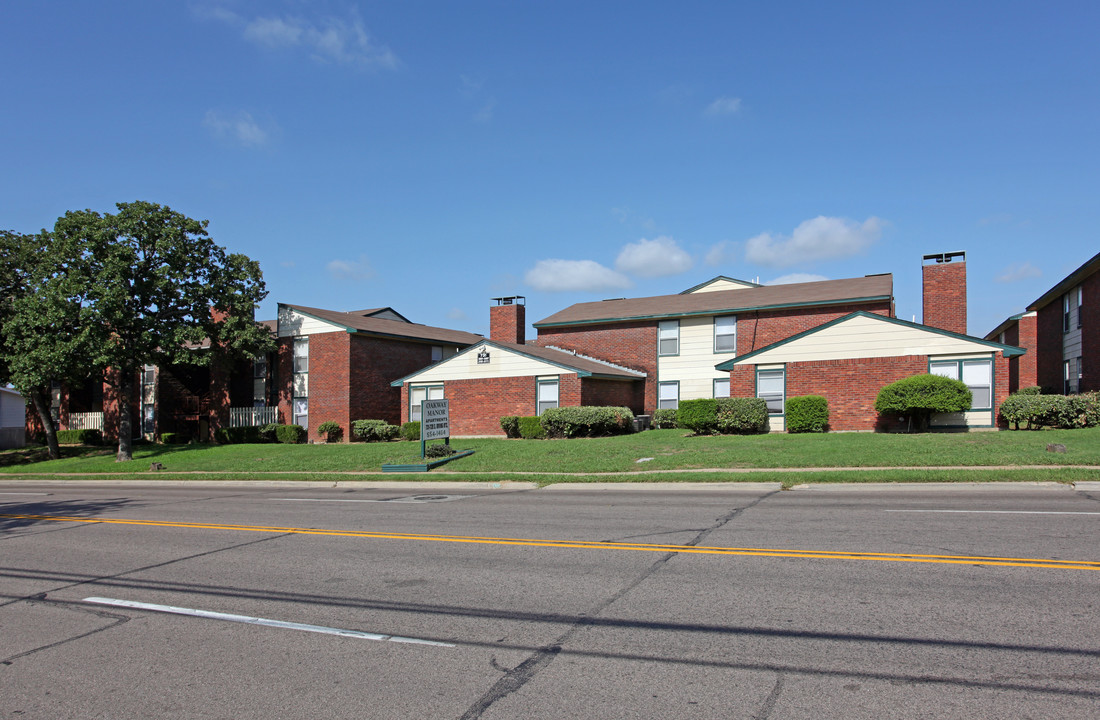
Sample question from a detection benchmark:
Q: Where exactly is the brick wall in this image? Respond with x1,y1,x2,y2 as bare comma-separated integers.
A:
535,300,891,415
350,335,443,429
1034,301,1063,393
1082,271,1099,392
490,303,526,344
437,375,565,435
305,331,351,443
784,355,928,431
1004,315,1038,393
922,260,967,334
580,378,638,409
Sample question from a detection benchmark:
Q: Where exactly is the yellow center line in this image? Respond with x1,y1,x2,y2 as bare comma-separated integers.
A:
4,513,1098,571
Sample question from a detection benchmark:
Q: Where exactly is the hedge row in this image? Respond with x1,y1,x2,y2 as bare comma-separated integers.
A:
675,398,770,435
539,406,634,438
1000,391,1100,430
56,429,102,445
352,419,399,442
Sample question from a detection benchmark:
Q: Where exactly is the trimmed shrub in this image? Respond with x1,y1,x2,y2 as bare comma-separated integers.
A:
56,429,102,445
651,408,679,429
276,424,306,444
874,374,972,432
214,426,262,444
539,406,635,438
400,421,421,441
159,432,188,444
1000,392,1054,430
316,421,343,443
1054,392,1100,429
715,397,768,434
352,419,399,442
1017,386,1043,396
786,395,829,433
518,416,546,439
259,423,279,443
500,416,521,439
425,443,457,458
677,399,718,435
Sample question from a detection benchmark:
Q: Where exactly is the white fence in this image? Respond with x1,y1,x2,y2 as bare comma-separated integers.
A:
229,406,279,428
67,412,105,431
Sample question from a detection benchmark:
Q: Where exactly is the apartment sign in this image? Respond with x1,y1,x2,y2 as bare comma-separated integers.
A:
421,399,450,441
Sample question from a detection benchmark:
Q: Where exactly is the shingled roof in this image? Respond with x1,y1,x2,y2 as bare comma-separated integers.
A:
281,303,483,345
534,274,894,327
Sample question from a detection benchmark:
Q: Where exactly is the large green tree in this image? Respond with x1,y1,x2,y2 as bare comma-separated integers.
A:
0,229,104,459
54,201,274,461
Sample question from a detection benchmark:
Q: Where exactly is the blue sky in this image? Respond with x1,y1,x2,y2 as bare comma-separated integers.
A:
3,1,1097,338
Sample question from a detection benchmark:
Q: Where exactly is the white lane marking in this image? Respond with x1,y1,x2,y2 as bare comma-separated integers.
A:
0,492,49,496
273,496,466,504
83,597,454,648
886,510,1100,516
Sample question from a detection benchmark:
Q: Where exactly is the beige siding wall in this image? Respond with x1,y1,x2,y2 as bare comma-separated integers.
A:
738,314,998,365
278,307,345,337
658,316,736,401
406,345,567,382
690,278,756,293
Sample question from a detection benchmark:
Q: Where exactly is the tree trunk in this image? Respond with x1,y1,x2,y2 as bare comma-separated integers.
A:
116,368,134,462
30,386,60,461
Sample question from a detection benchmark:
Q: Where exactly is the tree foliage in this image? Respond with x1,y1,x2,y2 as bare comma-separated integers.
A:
874,374,972,432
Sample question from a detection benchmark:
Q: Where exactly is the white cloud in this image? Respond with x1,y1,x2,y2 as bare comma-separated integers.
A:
200,5,397,70
744,216,883,268
704,240,738,267
326,255,375,282
996,261,1042,283
765,273,829,286
615,236,693,278
705,97,742,117
203,110,271,148
446,307,469,321
525,259,631,292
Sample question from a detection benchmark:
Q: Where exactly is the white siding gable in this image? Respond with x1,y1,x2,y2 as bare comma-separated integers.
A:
732,314,999,365
278,306,345,338
689,278,756,293
406,344,572,383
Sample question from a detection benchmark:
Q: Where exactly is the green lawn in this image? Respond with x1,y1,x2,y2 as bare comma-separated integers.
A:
1,427,1098,483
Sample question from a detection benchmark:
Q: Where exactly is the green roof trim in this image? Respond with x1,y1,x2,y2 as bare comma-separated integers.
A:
533,295,894,329
714,311,1026,370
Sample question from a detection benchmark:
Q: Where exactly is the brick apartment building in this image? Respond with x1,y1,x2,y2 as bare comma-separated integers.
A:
986,249,1098,394
396,252,1023,434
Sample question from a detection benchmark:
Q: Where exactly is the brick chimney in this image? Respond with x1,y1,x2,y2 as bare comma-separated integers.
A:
922,252,967,334
490,297,526,344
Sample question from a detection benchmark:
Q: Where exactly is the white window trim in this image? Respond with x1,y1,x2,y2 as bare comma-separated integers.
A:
658,320,679,356
658,380,679,410
714,316,737,354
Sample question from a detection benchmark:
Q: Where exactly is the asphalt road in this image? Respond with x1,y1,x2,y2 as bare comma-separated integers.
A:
1,480,1098,719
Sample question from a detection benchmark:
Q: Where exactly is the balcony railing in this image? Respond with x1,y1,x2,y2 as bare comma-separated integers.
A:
67,412,105,431
229,406,279,428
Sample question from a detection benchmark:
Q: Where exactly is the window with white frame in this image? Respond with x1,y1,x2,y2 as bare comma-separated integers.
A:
757,368,785,415
253,355,267,407
292,398,308,429
537,379,559,416
658,381,679,409
410,385,444,422
293,337,309,373
1077,286,1083,329
713,378,730,398
658,320,679,356
141,365,156,435
714,316,736,353
930,358,992,409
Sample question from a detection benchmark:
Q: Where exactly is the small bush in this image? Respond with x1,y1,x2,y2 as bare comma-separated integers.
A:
56,429,102,445
677,399,718,435
316,421,343,443
352,419,399,442
1000,392,1054,430
518,416,546,439
1054,392,1100,429
715,397,769,434
874,374,972,432
425,443,457,458
214,426,262,444
1017,386,1043,396
159,432,188,444
400,421,421,441
539,406,635,438
786,395,829,433
651,408,679,429
500,416,520,438
276,424,306,444
259,423,279,443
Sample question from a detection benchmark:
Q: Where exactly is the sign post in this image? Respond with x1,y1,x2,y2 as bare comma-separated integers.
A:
420,399,450,458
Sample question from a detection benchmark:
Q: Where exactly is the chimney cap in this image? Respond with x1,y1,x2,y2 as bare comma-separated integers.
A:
491,296,526,306
923,251,966,264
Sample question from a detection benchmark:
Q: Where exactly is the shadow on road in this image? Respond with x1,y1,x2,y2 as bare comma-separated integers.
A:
0,498,134,532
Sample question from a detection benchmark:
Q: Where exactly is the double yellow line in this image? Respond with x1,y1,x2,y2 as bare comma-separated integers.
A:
4,513,1099,571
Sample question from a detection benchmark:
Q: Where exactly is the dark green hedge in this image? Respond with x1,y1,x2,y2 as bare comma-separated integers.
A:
400,421,421,441
214,426,262,444
785,395,829,433
518,416,546,439
875,374,971,432
56,429,102,445
352,419,398,442
677,399,718,434
276,424,306,444
1001,391,1100,430
316,421,343,442
715,397,769,434
539,406,634,438
651,408,679,429
500,416,521,438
